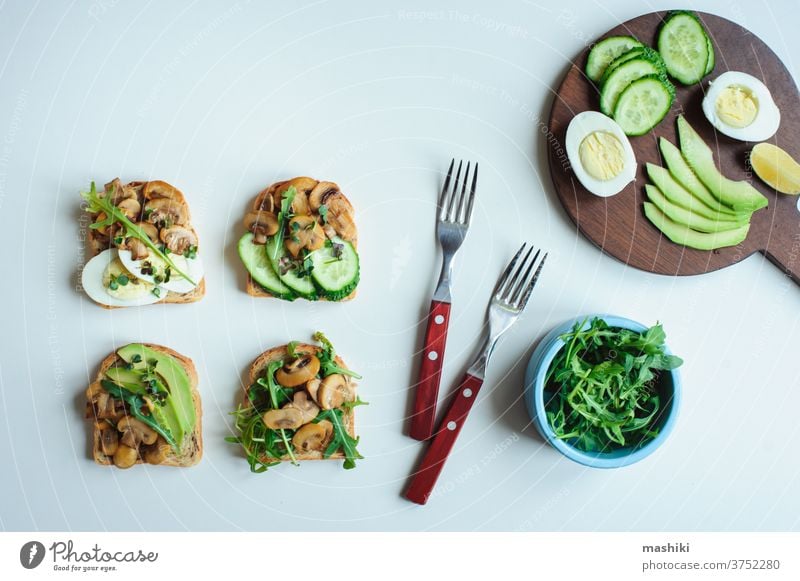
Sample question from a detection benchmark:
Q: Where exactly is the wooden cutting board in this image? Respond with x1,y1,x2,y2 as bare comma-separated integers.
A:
548,11,800,283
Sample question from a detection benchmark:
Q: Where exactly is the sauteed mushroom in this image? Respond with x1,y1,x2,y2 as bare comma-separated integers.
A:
275,177,316,214
305,378,321,405
113,445,139,469
284,215,325,257
243,210,279,244
117,416,158,446
292,420,333,452
262,407,304,430
143,438,171,465
117,198,142,220
125,222,158,260
160,225,197,255
317,374,353,410
275,354,321,387
145,197,190,227
286,391,320,423
143,180,184,202
100,427,119,456
253,186,277,213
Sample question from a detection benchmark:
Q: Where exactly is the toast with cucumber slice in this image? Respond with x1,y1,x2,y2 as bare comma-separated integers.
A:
238,177,360,302
85,343,203,469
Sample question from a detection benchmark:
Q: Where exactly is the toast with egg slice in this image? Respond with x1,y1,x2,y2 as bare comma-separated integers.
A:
81,179,206,309
86,343,203,468
229,333,362,469
238,177,359,302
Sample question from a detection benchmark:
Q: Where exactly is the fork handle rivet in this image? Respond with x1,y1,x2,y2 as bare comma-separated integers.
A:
462,388,473,398
446,421,457,431
434,315,445,325
428,351,438,361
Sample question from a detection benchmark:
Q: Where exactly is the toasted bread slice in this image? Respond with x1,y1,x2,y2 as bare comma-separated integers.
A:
244,343,355,462
88,344,203,468
243,177,358,301
85,179,206,308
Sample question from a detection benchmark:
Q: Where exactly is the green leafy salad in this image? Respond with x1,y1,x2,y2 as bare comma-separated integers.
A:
544,318,683,452
226,332,366,472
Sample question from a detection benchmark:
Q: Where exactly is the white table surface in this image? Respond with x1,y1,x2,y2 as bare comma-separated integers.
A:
1,0,798,532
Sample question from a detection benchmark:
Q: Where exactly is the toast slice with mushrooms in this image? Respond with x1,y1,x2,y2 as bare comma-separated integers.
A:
86,343,203,468
81,179,206,309
228,332,364,471
239,177,359,302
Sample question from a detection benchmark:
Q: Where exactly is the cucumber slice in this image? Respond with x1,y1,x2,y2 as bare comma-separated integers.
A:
238,232,296,300
676,115,768,211
599,58,662,116
658,137,745,217
600,46,666,86
265,236,318,300
704,34,715,75
645,185,747,234
657,11,710,85
585,36,644,82
612,75,674,136
644,202,750,250
310,238,360,301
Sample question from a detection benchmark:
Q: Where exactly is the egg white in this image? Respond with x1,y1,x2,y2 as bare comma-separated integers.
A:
566,111,637,197
702,71,780,142
81,249,164,307
118,249,204,294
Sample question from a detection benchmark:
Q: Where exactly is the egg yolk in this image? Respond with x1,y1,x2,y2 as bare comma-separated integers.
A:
715,85,758,128
579,131,625,181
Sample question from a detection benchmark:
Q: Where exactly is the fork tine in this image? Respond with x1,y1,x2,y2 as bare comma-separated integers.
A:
510,249,540,305
500,245,533,302
518,252,547,310
438,159,455,221
446,160,464,221
465,162,478,225
493,243,526,299
455,162,471,224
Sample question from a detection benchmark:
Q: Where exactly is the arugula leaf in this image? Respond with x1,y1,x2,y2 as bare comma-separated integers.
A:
318,408,362,469
271,186,297,260
313,331,362,379
81,182,197,285
286,341,299,358
544,318,682,452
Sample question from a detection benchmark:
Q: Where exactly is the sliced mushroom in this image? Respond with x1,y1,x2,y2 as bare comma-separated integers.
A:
291,420,333,452
95,391,119,420
253,185,277,213
145,197,190,227
275,177,316,214
275,354,321,387
308,181,339,211
262,407,304,430
117,198,142,221
125,222,159,260
322,192,356,243
95,212,110,236
143,180,184,202
159,225,198,255
113,444,139,469
143,438,171,465
286,391,320,424
284,215,325,257
305,378,321,406
85,381,104,401
100,427,119,456
117,416,158,446
317,374,354,410
243,210,279,244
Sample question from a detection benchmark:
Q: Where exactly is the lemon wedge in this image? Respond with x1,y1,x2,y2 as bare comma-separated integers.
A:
750,143,800,195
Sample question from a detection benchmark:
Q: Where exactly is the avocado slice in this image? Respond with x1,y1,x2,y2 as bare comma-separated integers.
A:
643,202,750,250
676,115,768,212
105,367,148,394
115,344,196,450
658,137,746,218
646,163,742,223
645,185,748,234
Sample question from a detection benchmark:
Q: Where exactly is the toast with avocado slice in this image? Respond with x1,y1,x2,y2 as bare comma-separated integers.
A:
238,177,360,302
227,332,364,471
81,179,206,309
85,343,203,468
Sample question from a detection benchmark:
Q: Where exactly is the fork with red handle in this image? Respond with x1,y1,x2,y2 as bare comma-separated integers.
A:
410,159,478,441
405,243,547,504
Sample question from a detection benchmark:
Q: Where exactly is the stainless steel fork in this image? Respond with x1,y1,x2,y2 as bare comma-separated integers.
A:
405,243,547,504
410,159,478,441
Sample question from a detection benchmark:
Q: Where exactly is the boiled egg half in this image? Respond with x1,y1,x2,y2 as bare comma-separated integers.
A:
702,71,780,142
566,111,637,197
81,249,165,307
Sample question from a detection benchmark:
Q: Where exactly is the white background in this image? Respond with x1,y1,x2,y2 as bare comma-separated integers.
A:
0,0,798,532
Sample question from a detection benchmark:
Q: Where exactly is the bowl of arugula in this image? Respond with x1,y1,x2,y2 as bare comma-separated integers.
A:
524,315,683,468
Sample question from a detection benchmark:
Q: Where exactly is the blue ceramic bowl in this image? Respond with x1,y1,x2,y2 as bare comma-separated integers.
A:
524,315,681,468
